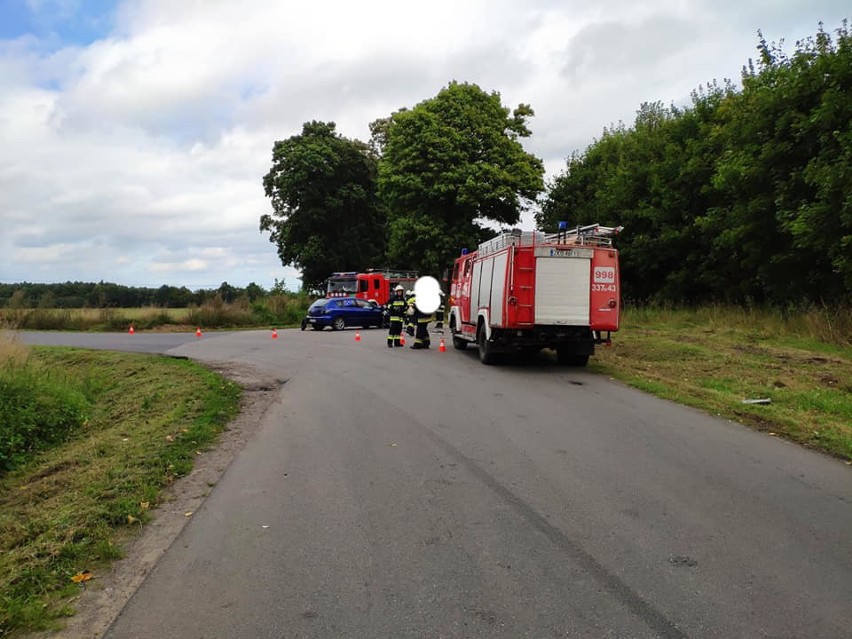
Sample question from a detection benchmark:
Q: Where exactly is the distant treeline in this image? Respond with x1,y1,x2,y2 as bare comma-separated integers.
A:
537,21,851,306
0,281,276,309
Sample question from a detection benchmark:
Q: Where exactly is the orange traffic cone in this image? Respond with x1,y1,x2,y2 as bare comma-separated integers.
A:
196,327,202,338
272,328,278,339
128,325,135,335
400,334,405,346
355,331,361,342
439,338,446,352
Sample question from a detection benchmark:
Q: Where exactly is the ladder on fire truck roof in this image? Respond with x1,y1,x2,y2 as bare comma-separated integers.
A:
544,223,624,247
476,224,624,257
365,268,419,279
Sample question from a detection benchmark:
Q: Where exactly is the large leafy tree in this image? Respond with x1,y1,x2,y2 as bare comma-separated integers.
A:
261,121,386,292
376,81,545,276
539,20,851,306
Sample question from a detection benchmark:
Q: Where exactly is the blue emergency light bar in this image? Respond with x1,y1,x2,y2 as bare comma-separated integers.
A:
461,248,469,255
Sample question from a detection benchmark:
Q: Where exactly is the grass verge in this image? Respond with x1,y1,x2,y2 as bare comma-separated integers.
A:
0,345,241,636
588,306,852,461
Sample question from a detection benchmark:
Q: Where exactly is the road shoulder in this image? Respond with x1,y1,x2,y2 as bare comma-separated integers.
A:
29,361,283,639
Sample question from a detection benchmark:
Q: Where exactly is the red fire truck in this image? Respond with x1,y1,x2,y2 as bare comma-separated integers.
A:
448,224,622,365
325,269,419,306
325,272,359,297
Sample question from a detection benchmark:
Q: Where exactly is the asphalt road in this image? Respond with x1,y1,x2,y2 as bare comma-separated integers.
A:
20,328,852,638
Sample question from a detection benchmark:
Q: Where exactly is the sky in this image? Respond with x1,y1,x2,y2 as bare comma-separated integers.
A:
0,1,847,292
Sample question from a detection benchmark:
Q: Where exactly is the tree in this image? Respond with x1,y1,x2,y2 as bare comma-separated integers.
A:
539,20,851,306
377,81,545,276
245,282,266,302
261,121,387,291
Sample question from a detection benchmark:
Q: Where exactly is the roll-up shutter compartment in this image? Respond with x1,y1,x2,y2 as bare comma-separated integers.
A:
534,257,590,325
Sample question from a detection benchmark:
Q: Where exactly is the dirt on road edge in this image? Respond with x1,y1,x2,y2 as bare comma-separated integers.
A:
29,361,285,639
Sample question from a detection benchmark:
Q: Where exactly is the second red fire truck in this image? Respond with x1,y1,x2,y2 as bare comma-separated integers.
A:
449,223,622,365
326,269,419,306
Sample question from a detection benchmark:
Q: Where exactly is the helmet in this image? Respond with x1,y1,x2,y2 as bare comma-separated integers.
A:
405,289,412,296
394,285,404,292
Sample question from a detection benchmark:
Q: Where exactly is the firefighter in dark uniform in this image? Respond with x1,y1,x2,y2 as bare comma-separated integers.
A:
435,291,445,330
404,290,416,336
410,294,433,349
386,285,406,348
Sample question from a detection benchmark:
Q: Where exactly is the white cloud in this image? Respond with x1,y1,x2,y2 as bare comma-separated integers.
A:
0,0,845,290
148,258,207,274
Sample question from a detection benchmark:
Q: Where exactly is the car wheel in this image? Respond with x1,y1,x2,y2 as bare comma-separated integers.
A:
332,317,346,331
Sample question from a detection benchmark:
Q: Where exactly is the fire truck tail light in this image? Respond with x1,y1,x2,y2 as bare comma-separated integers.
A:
608,299,617,308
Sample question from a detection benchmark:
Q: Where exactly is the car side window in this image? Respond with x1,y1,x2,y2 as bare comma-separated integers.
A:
343,299,356,307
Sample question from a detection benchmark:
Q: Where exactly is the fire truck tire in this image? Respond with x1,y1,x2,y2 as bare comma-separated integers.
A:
556,347,589,367
478,328,497,365
449,318,467,350
332,317,346,331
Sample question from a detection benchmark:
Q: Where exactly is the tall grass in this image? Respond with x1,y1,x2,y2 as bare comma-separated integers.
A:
0,333,90,473
186,296,255,328
0,348,241,634
251,292,313,326
623,304,851,348
0,293,315,332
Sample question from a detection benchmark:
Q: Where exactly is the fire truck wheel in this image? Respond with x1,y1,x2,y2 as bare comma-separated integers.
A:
332,317,346,331
478,328,497,365
556,347,589,367
450,318,466,350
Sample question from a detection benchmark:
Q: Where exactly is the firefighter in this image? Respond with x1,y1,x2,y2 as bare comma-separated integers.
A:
386,285,406,348
404,289,416,336
410,294,433,349
434,291,446,330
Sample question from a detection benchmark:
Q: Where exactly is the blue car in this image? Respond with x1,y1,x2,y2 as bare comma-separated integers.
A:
302,297,384,331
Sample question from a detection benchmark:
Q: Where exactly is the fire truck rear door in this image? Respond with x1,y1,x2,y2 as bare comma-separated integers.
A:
534,256,591,325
